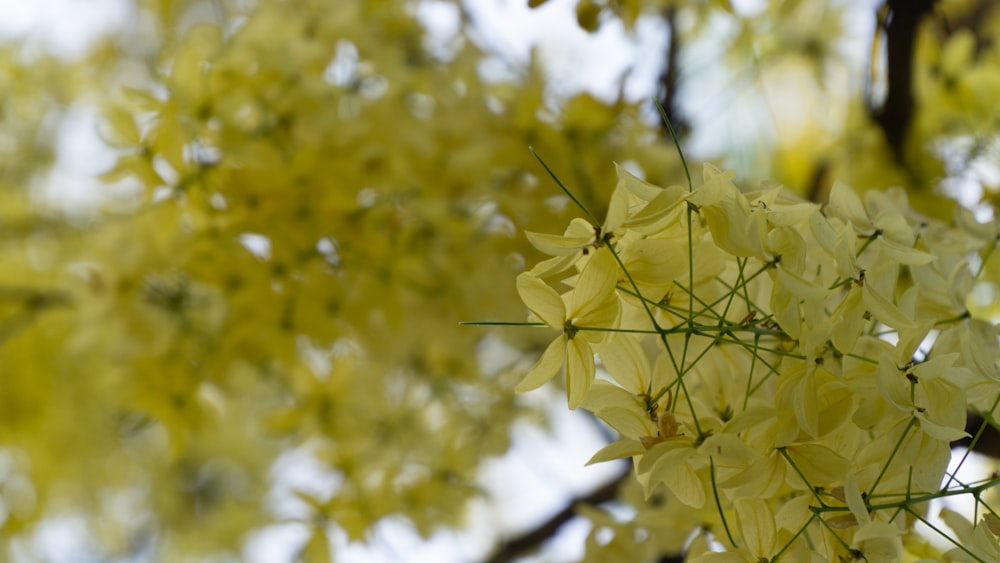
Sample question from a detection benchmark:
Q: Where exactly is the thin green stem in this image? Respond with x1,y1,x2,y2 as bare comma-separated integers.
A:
906,506,987,563
778,447,826,507
529,146,600,226
946,392,1000,489
606,244,704,438
856,231,879,257
772,512,817,563
654,99,691,192
710,457,739,548
867,417,917,498
459,320,546,327
807,474,1000,514
743,333,760,410
687,206,695,328
974,236,998,280
811,511,856,554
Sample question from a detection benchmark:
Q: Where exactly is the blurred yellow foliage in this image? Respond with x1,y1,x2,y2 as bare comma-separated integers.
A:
0,0,998,561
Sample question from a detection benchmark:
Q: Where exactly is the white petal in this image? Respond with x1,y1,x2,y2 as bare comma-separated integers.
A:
863,282,916,329
735,497,776,558
585,438,645,465
516,272,566,328
516,336,565,393
566,337,595,409
875,237,935,266
598,333,650,393
525,231,593,256
569,248,618,316
829,181,873,234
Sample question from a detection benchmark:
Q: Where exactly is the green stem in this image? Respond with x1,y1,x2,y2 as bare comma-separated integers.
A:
778,447,826,507
867,417,917,498
710,457,739,548
529,146,600,227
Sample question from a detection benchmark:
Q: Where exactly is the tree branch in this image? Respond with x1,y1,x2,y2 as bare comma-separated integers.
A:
872,0,938,162
656,6,686,138
484,463,631,563
954,412,1000,459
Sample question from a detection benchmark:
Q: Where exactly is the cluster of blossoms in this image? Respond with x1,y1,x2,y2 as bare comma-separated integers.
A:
513,162,1000,561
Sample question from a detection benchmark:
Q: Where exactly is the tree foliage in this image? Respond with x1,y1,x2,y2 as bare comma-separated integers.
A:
0,0,999,561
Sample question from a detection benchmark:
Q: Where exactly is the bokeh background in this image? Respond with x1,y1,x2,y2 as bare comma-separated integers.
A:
0,0,998,561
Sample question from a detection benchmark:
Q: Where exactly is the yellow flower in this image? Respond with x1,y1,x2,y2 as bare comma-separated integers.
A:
844,475,904,563
939,508,1000,562
876,352,969,442
516,248,620,408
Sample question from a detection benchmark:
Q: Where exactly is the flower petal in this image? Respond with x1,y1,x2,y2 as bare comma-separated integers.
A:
598,333,650,392
566,336,595,409
585,438,645,466
863,282,916,330
569,248,618,316
516,336,565,393
829,181,873,235
525,231,593,256
735,497,776,558
517,272,566,328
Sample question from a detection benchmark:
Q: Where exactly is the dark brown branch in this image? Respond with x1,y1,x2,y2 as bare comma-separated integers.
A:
656,6,686,138
954,412,1000,459
484,463,631,563
872,0,938,162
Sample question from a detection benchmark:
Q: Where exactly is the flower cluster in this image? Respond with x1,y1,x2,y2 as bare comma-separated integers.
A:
512,161,1000,561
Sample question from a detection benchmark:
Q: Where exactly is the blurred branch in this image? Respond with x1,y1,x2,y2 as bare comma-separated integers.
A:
484,463,631,563
656,6,686,138
871,0,938,162
954,412,1000,459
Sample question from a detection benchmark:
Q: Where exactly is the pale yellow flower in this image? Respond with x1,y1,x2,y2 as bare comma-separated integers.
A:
516,248,620,408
